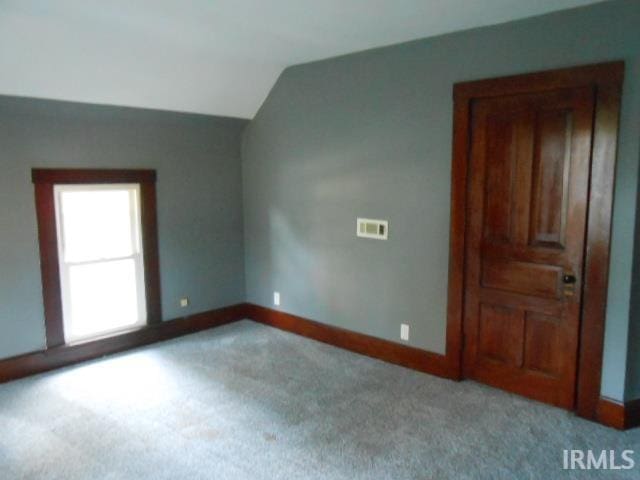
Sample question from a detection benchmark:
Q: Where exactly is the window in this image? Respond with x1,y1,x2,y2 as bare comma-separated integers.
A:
32,169,161,348
55,184,146,342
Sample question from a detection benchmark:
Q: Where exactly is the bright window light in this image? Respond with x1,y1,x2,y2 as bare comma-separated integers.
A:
60,189,136,262
55,184,147,342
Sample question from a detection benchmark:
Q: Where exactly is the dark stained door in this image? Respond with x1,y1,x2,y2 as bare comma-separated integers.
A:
462,87,596,408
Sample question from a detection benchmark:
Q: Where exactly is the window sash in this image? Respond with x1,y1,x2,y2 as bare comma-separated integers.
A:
54,184,147,343
56,184,142,263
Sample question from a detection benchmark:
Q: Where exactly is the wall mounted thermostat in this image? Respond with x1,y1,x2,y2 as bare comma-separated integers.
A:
357,218,388,240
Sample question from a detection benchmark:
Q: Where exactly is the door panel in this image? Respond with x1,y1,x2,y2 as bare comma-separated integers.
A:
477,304,524,366
463,87,595,409
481,258,562,298
523,312,565,377
483,112,516,244
529,109,572,248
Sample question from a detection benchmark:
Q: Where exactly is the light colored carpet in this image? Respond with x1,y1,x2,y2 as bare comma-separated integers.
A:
0,320,638,480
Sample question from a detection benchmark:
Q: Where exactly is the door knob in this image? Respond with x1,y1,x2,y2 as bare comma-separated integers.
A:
563,274,577,284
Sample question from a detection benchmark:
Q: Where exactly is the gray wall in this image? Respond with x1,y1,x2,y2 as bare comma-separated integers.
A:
0,96,248,360
242,0,640,402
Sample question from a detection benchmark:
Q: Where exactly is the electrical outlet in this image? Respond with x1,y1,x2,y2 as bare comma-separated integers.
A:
180,297,189,308
400,324,409,341
273,291,280,306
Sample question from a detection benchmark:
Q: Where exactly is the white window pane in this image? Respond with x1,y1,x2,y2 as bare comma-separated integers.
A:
67,259,141,340
60,189,136,262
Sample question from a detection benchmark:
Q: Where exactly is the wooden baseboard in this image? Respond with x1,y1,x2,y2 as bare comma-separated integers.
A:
0,302,454,384
3,300,637,431
597,398,626,429
0,303,247,383
244,303,455,379
597,397,640,430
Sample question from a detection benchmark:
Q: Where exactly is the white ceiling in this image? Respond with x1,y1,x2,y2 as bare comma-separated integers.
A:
0,0,603,118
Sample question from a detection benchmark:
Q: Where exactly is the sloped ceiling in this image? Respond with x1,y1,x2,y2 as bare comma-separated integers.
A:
0,0,603,118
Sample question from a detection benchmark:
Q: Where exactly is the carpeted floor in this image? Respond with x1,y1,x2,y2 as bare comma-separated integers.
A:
0,320,638,480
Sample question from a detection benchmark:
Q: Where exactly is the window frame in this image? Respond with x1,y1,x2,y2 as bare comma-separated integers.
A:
32,169,162,348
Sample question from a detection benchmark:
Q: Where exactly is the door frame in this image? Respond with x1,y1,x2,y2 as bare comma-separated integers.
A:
445,61,624,421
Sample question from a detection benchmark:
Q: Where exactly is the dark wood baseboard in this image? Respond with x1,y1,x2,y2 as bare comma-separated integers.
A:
597,397,640,430
244,304,455,379
0,302,454,384
0,303,247,383
597,398,626,429
2,300,637,431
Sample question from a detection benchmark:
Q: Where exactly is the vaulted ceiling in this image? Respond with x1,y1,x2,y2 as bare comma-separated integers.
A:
0,0,603,118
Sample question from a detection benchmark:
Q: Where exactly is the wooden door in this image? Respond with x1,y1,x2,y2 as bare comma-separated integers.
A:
462,87,596,408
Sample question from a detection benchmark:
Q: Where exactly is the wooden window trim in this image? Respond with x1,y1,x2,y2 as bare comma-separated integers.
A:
446,61,625,421
32,168,162,349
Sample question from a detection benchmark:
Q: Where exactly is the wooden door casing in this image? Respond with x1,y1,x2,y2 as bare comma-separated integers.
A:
446,62,624,421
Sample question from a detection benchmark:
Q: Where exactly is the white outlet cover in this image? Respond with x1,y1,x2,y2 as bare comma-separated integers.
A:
400,324,409,341
180,297,189,308
274,292,281,306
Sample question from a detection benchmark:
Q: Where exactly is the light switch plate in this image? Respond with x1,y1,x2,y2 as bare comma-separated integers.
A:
274,291,281,306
